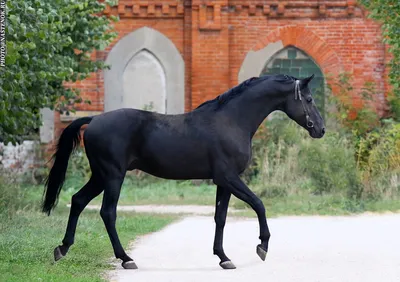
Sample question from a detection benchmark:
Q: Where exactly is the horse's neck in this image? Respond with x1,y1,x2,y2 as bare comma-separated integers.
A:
226,92,283,138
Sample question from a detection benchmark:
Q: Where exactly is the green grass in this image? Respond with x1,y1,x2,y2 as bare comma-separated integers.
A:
118,180,216,205
60,177,217,206
0,207,175,282
57,175,400,217
231,193,400,218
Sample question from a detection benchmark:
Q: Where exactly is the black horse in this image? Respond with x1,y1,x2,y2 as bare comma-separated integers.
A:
42,74,325,270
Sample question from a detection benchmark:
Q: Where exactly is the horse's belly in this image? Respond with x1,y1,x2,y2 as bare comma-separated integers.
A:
137,157,212,179
141,163,211,180
136,138,212,180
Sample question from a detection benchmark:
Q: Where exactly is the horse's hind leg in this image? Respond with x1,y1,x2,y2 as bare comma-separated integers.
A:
54,177,104,261
100,178,137,269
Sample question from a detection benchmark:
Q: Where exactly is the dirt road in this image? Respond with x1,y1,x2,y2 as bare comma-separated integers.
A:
109,214,400,282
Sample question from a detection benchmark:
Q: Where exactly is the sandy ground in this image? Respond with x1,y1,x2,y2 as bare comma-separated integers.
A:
108,213,400,282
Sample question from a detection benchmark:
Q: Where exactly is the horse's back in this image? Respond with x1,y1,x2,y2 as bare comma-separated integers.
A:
84,108,142,141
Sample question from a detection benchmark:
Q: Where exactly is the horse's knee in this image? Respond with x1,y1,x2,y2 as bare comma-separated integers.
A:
100,208,115,222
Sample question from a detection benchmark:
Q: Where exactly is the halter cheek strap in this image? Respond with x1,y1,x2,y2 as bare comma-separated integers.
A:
295,80,302,101
295,80,314,128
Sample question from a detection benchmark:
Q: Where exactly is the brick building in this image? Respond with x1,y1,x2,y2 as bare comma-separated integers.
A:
40,0,390,143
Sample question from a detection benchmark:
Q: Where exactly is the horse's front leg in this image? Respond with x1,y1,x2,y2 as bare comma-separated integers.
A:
213,173,271,262
213,185,235,269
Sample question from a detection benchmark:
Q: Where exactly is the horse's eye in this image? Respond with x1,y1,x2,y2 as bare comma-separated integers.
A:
306,97,312,103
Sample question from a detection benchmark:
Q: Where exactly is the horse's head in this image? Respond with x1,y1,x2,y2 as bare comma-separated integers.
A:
282,74,325,138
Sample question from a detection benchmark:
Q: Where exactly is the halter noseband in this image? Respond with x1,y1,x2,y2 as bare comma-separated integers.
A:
295,80,314,128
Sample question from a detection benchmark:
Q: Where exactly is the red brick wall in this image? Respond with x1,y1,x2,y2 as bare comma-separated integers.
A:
190,0,231,107
55,0,390,137
227,1,387,116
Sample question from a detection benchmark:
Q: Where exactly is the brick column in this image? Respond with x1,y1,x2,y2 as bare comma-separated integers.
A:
191,0,230,109
184,1,193,111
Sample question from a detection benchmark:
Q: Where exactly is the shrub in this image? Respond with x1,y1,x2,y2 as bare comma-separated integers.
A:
356,121,400,199
248,113,364,200
298,132,363,198
358,122,400,173
326,73,380,136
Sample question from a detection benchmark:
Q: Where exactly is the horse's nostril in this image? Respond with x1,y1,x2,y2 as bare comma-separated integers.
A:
322,128,326,134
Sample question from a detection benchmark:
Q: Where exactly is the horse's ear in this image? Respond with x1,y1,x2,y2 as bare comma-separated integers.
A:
302,74,315,85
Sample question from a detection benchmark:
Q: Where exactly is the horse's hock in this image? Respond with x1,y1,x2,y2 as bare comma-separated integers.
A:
39,0,390,144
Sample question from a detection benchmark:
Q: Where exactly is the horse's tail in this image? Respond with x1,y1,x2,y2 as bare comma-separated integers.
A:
42,116,93,215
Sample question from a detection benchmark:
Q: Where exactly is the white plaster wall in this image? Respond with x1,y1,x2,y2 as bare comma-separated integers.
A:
123,50,166,113
0,141,38,172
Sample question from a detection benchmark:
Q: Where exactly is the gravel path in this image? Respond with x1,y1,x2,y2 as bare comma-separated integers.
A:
82,204,241,215
108,213,400,282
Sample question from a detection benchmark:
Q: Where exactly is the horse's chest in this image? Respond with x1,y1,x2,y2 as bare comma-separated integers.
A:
228,143,252,173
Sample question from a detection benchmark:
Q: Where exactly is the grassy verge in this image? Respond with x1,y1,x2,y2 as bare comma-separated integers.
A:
60,178,217,206
231,193,400,218
57,179,400,218
54,174,400,217
115,180,216,205
0,206,175,282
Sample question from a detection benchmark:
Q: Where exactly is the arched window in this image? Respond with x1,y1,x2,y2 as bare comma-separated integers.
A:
261,46,325,116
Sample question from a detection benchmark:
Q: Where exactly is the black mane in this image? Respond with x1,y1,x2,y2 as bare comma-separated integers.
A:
195,74,295,110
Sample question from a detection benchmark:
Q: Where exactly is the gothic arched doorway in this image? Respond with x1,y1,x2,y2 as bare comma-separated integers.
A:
104,27,185,114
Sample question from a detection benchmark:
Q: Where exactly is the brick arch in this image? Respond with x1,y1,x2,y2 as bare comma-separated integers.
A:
240,26,365,118
253,25,343,80
238,25,351,111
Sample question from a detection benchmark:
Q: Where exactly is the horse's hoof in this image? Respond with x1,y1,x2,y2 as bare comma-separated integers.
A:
54,246,64,262
256,244,267,261
219,260,236,269
122,261,138,269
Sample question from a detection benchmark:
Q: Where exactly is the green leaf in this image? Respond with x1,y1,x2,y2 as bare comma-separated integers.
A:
27,42,36,49
9,14,20,24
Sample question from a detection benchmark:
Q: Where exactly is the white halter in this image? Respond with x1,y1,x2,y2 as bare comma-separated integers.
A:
294,80,314,128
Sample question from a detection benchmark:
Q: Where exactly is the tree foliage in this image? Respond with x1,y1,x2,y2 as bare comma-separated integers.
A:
0,0,118,144
359,0,400,120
